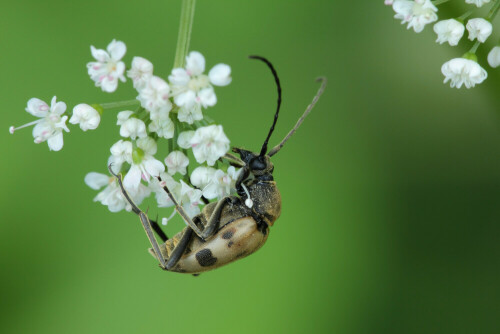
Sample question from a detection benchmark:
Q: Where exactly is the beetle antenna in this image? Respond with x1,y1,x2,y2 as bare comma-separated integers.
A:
248,55,281,157
268,77,327,157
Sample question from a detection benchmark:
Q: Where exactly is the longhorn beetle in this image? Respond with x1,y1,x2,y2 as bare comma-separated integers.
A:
111,56,326,274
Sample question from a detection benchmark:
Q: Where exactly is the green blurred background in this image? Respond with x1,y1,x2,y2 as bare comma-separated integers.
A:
1,1,499,333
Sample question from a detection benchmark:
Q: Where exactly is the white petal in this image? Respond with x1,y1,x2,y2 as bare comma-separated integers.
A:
487,46,500,68
123,165,142,190
85,172,110,190
198,87,217,107
101,77,119,93
177,104,203,124
137,137,157,155
164,151,189,175
120,118,147,139
32,121,53,142
71,104,100,131
47,131,64,151
55,115,70,133
190,166,216,188
144,158,166,178
90,45,109,62
209,64,232,86
178,131,195,149
117,110,134,125
186,51,205,76
169,68,190,86
107,40,127,61
174,90,196,107
26,98,49,117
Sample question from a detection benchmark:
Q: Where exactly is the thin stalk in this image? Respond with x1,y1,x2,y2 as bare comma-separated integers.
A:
99,100,139,110
432,0,451,5
457,10,474,21
469,41,481,54
173,0,196,68
486,0,500,21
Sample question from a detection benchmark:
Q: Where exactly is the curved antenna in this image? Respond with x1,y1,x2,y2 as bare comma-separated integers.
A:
268,77,327,157
248,55,281,157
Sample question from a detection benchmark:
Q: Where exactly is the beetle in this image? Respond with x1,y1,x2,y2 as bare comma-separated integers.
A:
111,56,326,274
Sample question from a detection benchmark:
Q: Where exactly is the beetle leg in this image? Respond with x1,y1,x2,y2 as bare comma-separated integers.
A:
200,196,233,240
235,166,249,196
150,219,168,242
156,176,205,239
109,167,167,269
222,152,245,168
165,228,193,270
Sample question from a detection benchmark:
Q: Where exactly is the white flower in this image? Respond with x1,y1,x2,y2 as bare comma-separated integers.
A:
148,117,174,139
385,0,394,4
190,166,217,189
466,18,492,43
465,0,491,7
433,19,464,46
178,130,195,149
137,76,172,114
392,0,438,33
190,125,230,166
168,51,231,110
127,56,153,90
487,46,500,68
177,104,203,124
117,110,134,125
208,64,232,86
164,151,189,175
178,180,203,218
87,39,126,93
119,118,147,139
441,58,487,88
202,166,240,200
108,139,132,172
10,96,69,151
85,172,151,212
69,104,100,131
123,137,165,190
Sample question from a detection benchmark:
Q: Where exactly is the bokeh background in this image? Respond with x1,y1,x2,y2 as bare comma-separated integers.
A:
1,1,499,333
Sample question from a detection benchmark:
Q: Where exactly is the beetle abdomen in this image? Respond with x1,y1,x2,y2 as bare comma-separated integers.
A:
151,217,269,274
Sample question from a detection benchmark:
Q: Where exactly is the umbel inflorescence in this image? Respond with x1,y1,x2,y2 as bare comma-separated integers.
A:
385,0,500,88
10,39,241,225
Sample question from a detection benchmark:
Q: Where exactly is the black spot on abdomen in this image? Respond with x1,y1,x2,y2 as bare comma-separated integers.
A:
196,249,217,267
222,230,234,239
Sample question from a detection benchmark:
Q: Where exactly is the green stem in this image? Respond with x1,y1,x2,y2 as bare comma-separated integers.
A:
99,99,139,110
468,41,481,54
173,0,196,68
457,10,474,21
486,0,500,21
432,0,451,5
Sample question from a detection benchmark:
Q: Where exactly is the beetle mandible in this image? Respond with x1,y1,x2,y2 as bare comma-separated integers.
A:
111,56,326,274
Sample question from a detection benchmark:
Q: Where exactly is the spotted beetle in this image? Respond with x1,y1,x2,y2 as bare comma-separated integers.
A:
111,56,326,274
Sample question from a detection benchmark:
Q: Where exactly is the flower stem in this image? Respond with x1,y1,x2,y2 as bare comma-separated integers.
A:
457,10,474,21
173,0,196,69
468,41,481,54
432,0,451,5
99,99,139,110
486,0,500,21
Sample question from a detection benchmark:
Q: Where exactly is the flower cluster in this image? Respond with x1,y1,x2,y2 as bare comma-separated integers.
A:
386,0,500,88
10,40,240,223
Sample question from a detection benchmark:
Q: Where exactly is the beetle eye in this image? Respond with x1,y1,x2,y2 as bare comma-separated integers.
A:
250,157,266,170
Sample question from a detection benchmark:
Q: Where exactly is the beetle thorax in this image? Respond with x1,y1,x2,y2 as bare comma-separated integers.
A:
246,180,281,226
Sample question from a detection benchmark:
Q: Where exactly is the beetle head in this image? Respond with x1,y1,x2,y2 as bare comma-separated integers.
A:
233,147,274,176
